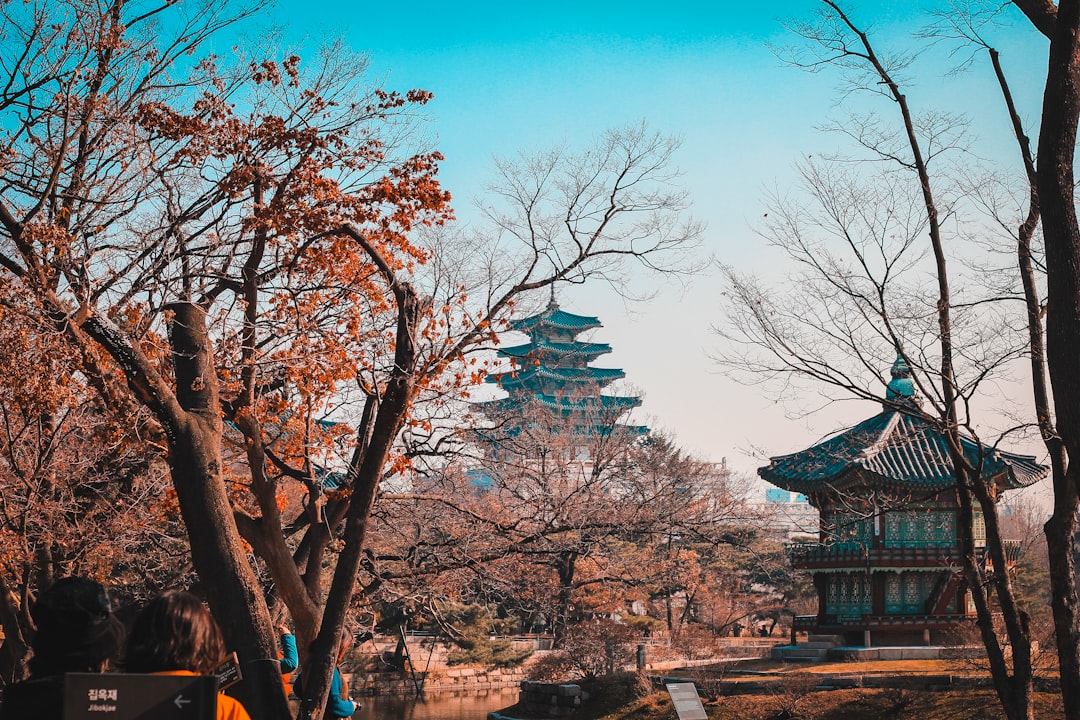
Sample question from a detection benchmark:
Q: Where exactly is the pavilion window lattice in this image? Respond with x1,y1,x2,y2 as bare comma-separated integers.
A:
826,510,873,550
826,572,872,617
884,570,942,615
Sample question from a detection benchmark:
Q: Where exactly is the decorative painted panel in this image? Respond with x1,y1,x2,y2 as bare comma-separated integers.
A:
886,573,901,611
885,514,901,544
883,509,957,548
973,512,986,548
904,572,921,613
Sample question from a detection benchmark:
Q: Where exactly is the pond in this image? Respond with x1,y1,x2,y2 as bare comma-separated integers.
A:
352,686,520,720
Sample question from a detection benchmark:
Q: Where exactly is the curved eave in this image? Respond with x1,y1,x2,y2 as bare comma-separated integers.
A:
510,308,602,333
989,452,1048,490
758,409,1048,494
498,340,612,361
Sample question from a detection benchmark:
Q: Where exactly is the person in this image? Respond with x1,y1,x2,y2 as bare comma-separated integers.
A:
125,590,252,720
292,631,359,718
0,576,125,720
277,623,297,695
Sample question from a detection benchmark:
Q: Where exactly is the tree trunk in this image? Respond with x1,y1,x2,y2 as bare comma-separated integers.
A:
0,572,28,683
954,467,1032,720
166,302,291,720
1046,464,1080,720
1025,1,1080,715
552,550,578,648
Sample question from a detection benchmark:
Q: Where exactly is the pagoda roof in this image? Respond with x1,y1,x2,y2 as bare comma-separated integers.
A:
486,365,625,388
498,339,612,360
759,408,1047,495
476,392,641,413
510,304,602,334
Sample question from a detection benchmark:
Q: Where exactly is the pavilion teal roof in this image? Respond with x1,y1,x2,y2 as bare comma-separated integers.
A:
759,408,1047,494
499,339,612,360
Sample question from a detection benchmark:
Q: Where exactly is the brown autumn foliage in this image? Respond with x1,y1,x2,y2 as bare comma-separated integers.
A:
0,2,701,718
0,287,186,683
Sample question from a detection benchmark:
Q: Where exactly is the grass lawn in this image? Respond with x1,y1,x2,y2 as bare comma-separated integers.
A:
598,688,1063,720
538,660,1066,720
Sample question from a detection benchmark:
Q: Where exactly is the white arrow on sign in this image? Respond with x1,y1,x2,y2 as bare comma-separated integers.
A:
174,694,191,710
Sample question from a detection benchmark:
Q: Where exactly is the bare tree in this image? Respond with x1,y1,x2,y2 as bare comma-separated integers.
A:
917,4,1080,715
717,3,1041,718
1007,2,1080,717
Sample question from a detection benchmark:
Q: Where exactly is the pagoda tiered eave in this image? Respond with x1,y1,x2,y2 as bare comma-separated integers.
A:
509,306,601,334
474,392,641,414
498,339,612,362
486,365,626,390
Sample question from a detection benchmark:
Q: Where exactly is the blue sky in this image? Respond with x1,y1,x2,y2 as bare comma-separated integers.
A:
265,1,1052,487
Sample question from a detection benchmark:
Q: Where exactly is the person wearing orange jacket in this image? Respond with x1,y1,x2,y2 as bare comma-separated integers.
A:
125,591,252,720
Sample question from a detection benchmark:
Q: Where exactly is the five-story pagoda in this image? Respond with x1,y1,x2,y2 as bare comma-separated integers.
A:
477,294,644,439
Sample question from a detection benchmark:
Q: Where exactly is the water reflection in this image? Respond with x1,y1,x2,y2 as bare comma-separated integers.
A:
353,687,520,720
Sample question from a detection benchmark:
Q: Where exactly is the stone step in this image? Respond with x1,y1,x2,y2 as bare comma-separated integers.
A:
770,646,830,662
780,653,829,662
806,634,844,645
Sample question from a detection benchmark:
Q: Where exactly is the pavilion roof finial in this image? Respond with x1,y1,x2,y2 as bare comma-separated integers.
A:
548,284,558,309
885,348,918,405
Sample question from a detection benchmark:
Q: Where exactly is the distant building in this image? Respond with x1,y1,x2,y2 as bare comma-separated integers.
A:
761,488,818,540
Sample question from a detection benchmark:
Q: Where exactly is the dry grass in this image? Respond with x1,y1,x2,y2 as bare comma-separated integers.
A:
590,689,1063,720
562,662,1063,720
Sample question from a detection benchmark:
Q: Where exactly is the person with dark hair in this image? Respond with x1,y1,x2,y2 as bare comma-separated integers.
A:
0,576,125,720
125,590,251,720
292,632,359,718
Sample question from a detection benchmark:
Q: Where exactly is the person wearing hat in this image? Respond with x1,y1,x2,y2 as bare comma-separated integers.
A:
0,577,125,719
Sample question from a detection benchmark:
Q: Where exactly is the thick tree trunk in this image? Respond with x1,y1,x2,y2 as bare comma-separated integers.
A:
0,572,28,683
1046,463,1080,720
552,550,578,648
166,302,291,720
1026,1,1080,716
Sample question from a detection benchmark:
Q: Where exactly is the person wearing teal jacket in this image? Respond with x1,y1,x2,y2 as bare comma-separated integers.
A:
292,633,359,718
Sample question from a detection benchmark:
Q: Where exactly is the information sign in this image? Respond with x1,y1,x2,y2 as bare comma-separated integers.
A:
63,673,216,720
665,681,707,720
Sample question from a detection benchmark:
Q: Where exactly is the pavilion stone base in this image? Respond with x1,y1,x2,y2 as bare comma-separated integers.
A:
830,645,948,661
774,643,982,662
833,625,976,649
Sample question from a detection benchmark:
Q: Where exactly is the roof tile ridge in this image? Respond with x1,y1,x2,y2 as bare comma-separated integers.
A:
855,409,903,467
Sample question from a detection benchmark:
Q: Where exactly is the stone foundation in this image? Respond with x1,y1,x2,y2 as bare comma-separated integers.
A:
515,681,586,718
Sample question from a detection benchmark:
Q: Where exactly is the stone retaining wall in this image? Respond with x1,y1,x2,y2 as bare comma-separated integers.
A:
347,666,528,696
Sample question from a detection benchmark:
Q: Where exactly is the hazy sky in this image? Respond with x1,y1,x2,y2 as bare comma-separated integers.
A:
266,1,1052,491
